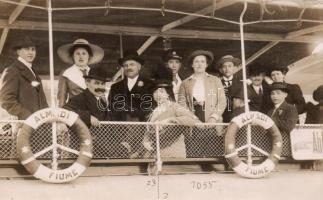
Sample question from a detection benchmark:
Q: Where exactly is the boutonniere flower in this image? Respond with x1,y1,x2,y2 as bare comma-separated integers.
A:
278,109,283,115
31,81,40,87
138,81,144,87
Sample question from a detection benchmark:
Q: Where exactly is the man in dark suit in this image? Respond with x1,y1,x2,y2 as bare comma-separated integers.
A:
109,50,155,157
267,82,298,134
215,55,241,122
0,36,48,120
63,67,126,158
268,66,306,115
63,67,110,127
247,62,272,113
109,50,155,122
306,85,323,124
229,85,246,121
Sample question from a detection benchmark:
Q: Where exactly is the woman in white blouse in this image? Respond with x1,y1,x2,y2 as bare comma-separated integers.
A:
57,38,104,107
178,50,227,158
178,50,226,123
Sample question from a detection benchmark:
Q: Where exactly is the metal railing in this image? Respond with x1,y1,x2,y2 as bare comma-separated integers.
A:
2,121,321,165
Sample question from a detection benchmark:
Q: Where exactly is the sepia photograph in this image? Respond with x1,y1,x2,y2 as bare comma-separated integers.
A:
0,0,322,199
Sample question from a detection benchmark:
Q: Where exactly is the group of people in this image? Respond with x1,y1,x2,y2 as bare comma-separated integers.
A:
0,36,322,159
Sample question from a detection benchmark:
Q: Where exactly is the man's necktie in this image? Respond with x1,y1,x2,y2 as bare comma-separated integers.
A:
259,87,263,95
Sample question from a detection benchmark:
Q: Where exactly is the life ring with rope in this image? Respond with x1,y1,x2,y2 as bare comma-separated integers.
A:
224,111,283,178
16,108,92,183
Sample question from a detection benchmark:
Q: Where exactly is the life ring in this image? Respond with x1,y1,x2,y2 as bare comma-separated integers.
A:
224,111,283,178
16,108,92,183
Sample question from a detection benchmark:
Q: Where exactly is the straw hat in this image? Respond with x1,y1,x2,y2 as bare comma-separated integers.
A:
215,55,241,69
57,38,104,65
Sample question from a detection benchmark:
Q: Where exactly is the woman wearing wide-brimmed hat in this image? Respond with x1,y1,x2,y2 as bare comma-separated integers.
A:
57,38,104,107
267,65,306,115
178,50,227,158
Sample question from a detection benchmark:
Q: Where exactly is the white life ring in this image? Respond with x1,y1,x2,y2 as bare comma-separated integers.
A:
16,108,92,183
224,111,283,178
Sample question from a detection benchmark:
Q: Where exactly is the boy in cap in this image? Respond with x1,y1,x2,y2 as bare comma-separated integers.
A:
268,65,306,115
0,36,48,120
267,82,298,134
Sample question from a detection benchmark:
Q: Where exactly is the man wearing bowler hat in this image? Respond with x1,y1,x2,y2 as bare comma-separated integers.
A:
63,67,111,127
247,62,272,113
109,50,155,122
0,36,48,120
267,82,298,135
109,50,155,158
62,67,126,158
215,55,241,122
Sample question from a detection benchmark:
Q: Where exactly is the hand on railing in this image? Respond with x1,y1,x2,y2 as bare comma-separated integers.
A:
90,116,100,127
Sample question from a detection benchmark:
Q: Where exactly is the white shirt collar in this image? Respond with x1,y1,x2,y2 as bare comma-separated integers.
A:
18,56,32,68
127,75,139,90
223,75,233,81
274,101,284,108
252,85,263,91
74,64,90,73
128,75,139,83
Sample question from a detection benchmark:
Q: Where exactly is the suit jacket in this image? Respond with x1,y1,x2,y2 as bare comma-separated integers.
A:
0,60,48,119
305,102,323,124
247,82,272,113
229,106,245,121
178,73,227,122
267,101,298,134
109,75,155,121
285,83,306,114
63,89,110,127
219,73,242,122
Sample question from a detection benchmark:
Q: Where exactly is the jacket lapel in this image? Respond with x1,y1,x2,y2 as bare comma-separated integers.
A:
186,75,196,104
15,61,37,83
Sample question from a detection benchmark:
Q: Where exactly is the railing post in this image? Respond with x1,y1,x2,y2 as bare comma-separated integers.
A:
155,124,162,173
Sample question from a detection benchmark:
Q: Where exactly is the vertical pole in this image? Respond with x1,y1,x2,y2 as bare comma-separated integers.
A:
155,124,162,173
239,1,252,167
119,33,124,80
47,0,58,170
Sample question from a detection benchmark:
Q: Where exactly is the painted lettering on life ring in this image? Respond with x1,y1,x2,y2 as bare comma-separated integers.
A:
225,111,282,179
233,159,275,178
25,108,78,129
34,162,86,183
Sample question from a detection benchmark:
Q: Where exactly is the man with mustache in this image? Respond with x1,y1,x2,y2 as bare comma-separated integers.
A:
109,50,155,122
109,50,155,158
63,67,111,127
247,62,272,113
0,36,48,120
